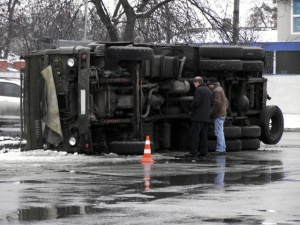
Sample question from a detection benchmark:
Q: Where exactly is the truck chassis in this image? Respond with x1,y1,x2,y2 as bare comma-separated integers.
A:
20,42,284,154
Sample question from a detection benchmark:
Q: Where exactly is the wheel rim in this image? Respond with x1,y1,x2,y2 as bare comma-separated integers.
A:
268,115,280,138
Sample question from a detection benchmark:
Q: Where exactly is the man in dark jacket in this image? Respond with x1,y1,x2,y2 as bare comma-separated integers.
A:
187,76,212,160
208,77,227,155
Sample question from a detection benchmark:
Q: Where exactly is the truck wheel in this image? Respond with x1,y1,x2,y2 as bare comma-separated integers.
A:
242,60,264,72
200,59,242,71
241,138,261,150
260,105,284,144
107,46,154,60
109,141,155,155
241,125,261,138
224,126,242,139
208,126,241,139
241,46,265,60
226,139,242,151
199,45,243,58
208,139,242,151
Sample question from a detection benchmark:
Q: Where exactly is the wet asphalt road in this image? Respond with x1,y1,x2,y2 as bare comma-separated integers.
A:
0,131,300,225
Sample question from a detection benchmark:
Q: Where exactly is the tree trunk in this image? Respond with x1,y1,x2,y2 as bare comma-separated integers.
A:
92,0,119,41
123,16,136,41
3,0,18,59
120,0,136,41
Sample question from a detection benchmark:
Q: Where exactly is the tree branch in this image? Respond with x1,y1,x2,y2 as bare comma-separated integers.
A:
91,0,118,41
136,0,174,18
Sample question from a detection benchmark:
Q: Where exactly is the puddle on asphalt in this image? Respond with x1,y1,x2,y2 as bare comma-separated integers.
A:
203,218,243,223
0,180,46,184
18,205,108,221
17,193,180,221
144,158,284,191
122,158,285,208
145,168,284,189
203,217,264,224
15,158,285,222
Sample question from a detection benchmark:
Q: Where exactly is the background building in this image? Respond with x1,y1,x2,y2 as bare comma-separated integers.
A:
278,0,300,41
257,0,300,75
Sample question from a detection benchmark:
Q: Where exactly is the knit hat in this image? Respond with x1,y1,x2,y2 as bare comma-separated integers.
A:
207,77,218,85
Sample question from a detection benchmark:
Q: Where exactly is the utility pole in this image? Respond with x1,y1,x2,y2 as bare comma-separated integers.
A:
232,0,240,45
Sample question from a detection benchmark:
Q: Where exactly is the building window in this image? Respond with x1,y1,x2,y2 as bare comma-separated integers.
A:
293,0,300,33
264,52,274,74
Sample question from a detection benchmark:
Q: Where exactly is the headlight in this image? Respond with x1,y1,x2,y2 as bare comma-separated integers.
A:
67,58,76,67
68,137,77,146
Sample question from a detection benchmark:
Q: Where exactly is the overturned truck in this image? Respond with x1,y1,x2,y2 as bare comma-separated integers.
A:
20,42,284,154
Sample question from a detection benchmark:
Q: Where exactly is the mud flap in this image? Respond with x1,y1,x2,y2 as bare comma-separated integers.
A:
41,65,63,145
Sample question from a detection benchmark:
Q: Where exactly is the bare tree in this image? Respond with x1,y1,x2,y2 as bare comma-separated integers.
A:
188,0,236,43
1,0,281,58
234,1,278,43
0,0,19,59
248,2,277,29
89,6,110,41
10,0,92,54
134,0,208,43
91,0,175,41
2,0,108,56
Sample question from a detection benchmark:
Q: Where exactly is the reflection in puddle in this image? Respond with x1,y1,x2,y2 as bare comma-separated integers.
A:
141,162,153,191
152,157,284,188
107,192,180,204
0,180,46,184
13,157,284,222
18,205,107,221
203,217,264,224
203,218,243,223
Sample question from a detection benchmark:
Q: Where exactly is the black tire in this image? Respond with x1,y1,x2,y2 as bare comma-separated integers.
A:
208,125,241,139
226,139,242,151
242,60,264,72
224,126,242,139
241,138,261,150
241,46,265,60
208,139,242,152
107,46,154,60
200,59,242,71
199,45,243,59
241,125,261,138
109,141,155,155
260,105,284,144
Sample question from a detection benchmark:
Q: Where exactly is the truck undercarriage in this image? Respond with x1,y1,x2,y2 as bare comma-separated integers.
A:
21,43,284,154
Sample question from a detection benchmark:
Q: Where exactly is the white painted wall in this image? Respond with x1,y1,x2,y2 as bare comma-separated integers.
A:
264,75,300,114
277,0,300,41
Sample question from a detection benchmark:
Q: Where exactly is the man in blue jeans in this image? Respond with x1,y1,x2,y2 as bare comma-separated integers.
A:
207,77,227,155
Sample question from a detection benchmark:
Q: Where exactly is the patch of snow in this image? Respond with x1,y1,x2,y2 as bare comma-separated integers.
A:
284,114,300,129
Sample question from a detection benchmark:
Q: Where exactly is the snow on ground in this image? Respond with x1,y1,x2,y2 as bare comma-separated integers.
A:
283,114,300,129
0,147,149,163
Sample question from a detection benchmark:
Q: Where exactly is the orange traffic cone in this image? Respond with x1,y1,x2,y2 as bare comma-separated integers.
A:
140,136,155,163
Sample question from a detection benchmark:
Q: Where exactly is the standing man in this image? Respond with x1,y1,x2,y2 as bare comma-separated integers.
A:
208,77,227,155
187,76,212,160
